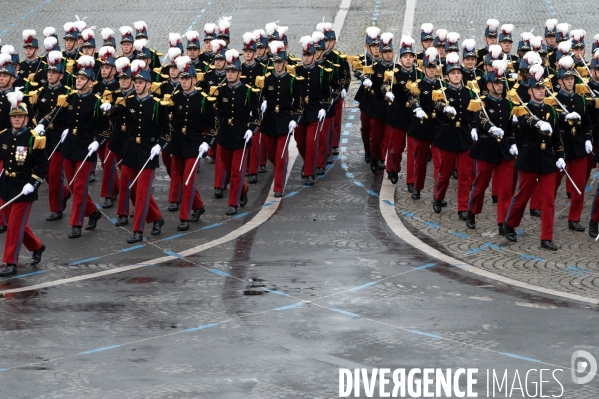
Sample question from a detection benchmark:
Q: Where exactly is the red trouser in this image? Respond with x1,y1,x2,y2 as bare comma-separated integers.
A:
248,128,267,175
172,156,204,221
264,135,289,193
2,202,42,265
406,137,415,185
555,156,587,222
435,148,472,212
162,149,173,177
46,151,70,213
117,165,136,217
100,151,121,199
333,98,343,148
586,144,598,183
384,126,406,174
220,147,248,207
506,170,556,240
360,110,371,155
468,159,514,225
121,166,161,232
326,116,334,157
167,153,182,204
64,159,97,227
295,122,319,177
369,117,387,161
512,167,542,209
317,117,331,168
213,144,228,189
412,139,437,192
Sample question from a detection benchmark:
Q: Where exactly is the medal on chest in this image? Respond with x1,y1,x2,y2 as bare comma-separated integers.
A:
16,145,27,165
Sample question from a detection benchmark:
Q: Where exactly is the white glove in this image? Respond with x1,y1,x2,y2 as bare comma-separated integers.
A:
565,112,581,121
341,89,347,99
443,106,456,116
244,130,253,143
537,121,553,133
509,73,518,80
318,109,326,121
288,120,297,132
585,140,593,154
87,141,100,156
33,125,45,134
362,78,372,87
60,129,69,143
556,158,566,170
261,100,267,113
199,142,209,157
489,126,504,139
385,92,395,101
512,114,519,123
509,144,518,156
21,183,35,196
471,128,478,141
415,108,427,119
150,144,161,160
100,102,112,112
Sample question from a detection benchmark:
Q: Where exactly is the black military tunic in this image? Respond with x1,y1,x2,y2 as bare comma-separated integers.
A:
354,54,377,113
470,94,515,163
241,61,266,92
107,87,135,156
213,81,261,149
366,61,395,122
19,57,44,81
555,90,593,159
93,78,119,95
260,71,303,136
32,83,70,153
407,77,443,142
386,66,420,130
198,51,214,72
199,69,226,96
294,63,333,124
433,84,474,152
515,100,564,173
461,67,484,85
587,79,599,145
0,127,48,202
159,79,180,96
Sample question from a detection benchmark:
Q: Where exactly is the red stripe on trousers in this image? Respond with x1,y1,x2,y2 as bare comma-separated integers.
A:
213,144,229,189
100,151,121,199
384,126,406,174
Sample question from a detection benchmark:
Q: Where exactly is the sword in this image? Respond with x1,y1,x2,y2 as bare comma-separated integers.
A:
0,193,24,211
545,87,570,113
573,68,597,99
103,149,111,164
69,153,92,186
47,139,62,160
129,154,153,189
239,139,248,172
561,166,582,195
281,128,293,158
185,150,204,186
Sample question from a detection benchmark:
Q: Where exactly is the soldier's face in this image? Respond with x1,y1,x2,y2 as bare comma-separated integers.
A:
204,40,213,52
591,68,599,82
573,48,585,61
47,70,62,85
226,70,240,84
180,77,195,92
545,36,557,46
123,42,134,55
424,65,437,79
382,51,393,62
24,47,38,59
560,76,575,92
101,65,115,79
119,76,132,90
274,60,286,73
169,66,179,79
82,47,95,56
500,41,512,53
0,73,14,89
447,70,462,85
521,70,530,82
243,49,255,62
10,115,27,130
325,39,334,50
369,45,380,58
214,59,226,71
188,48,200,60
400,53,414,68
76,75,92,91
486,37,498,46
436,46,446,57
487,81,503,96
302,53,314,66
256,47,266,57
133,79,149,95
529,86,545,101
422,39,433,50
463,57,476,69
65,38,76,51
315,49,324,60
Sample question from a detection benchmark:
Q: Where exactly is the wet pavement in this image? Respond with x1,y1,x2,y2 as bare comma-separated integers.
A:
0,0,598,397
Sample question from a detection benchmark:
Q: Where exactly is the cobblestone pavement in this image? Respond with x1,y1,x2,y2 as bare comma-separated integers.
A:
0,0,598,398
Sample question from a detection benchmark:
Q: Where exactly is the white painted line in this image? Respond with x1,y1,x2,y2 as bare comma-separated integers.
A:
402,0,417,36
333,0,352,40
378,179,599,306
0,142,300,295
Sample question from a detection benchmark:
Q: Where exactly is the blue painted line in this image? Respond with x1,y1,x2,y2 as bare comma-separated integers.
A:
262,201,276,207
80,345,121,355
413,263,436,270
264,288,290,296
274,302,303,311
562,266,590,276
366,189,378,196
350,281,376,291
13,270,46,279
69,257,100,266
354,181,364,187
586,186,593,192
450,231,469,239
1,30,7,34
382,199,394,206
341,163,348,169
121,244,145,252
519,254,545,262
409,330,443,339
500,352,540,363
284,191,299,198
346,173,354,178
163,233,185,241
108,218,117,225
234,212,250,219
400,210,415,217
0,368,6,371
351,108,358,112
201,223,222,229
208,268,230,277
516,229,524,235
343,130,350,136
184,322,218,333
342,138,348,144
340,147,347,152
330,308,360,317
326,164,334,170
345,122,352,127
340,155,347,160
423,221,441,229
95,203,102,210
164,250,182,258
348,115,355,120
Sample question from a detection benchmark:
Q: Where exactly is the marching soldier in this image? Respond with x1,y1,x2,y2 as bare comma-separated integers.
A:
118,26,136,62
185,30,204,70
465,60,516,231
498,24,519,75
545,19,559,69
516,32,533,60
133,21,162,70
94,47,119,94
431,52,474,218
217,17,232,46
461,39,481,83
0,91,48,276
20,30,43,81
101,28,117,48
31,51,71,222
62,22,80,61
166,56,216,230
212,49,261,214
35,55,109,238
571,30,588,69
503,64,565,251
260,41,303,197
416,23,435,62
585,49,599,185
199,24,219,71
434,29,448,65
553,55,593,232
477,19,499,66
254,29,271,67
101,59,168,242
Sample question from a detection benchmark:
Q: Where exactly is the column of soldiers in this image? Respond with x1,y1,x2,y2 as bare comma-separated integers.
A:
0,18,351,276
352,19,599,252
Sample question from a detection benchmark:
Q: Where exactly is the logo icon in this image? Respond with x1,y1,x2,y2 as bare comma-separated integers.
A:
571,350,597,384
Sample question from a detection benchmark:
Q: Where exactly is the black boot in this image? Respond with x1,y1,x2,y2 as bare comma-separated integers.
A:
85,210,102,230
568,221,585,232
389,172,398,184
503,222,517,242
214,188,224,198
498,224,506,236
305,176,314,186
248,175,258,184
458,211,468,221
589,220,598,238
150,218,164,235
407,183,414,193
364,152,372,163
115,215,129,226
168,202,180,212
541,240,558,251
239,194,248,207
441,200,448,207
411,191,420,200
69,226,82,238
102,198,113,208
274,192,283,198
332,147,340,155
432,199,442,213
46,212,62,221
370,159,378,173
258,165,266,173
31,244,45,266
529,209,541,217
177,220,190,231
127,231,143,243
0,226,6,233
190,207,205,222
316,167,325,176
378,160,385,170
226,206,237,215
88,172,95,183
465,211,476,229
492,195,498,204
0,264,16,276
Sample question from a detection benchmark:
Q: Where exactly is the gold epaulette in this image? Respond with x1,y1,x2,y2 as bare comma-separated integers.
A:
30,129,46,150
0,128,7,134
406,81,420,95
160,94,174,106
102,89,113,103
255,75,265,88
324,67,333,73
201,92,217,101
152,67,162,74
295,75,305,81
544,96,558,107
94,93,102,100
150,81,162,94
286,65,296,74
575,84,590,95
467,98,483,112
26,90,38,104
432,89,445,102
511,106,528,117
